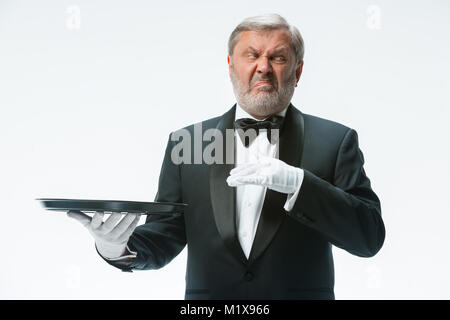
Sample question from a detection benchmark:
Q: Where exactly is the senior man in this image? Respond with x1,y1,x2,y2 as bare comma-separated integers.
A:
69,13,385,299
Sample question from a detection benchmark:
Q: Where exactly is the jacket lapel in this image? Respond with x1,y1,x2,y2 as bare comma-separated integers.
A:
247,104,305,265
209,104,248,265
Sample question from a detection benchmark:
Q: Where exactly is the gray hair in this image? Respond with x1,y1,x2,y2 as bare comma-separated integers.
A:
228,13,305,63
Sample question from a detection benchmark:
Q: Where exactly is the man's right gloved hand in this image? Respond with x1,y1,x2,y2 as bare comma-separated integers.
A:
67,211,141,259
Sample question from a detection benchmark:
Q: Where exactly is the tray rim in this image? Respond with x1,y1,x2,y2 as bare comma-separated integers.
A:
36,198,187,206
36,198,187,214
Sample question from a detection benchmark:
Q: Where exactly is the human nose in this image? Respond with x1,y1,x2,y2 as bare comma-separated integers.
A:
256,56,273,74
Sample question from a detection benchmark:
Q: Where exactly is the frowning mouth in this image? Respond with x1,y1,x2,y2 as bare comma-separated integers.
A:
253,81,273,88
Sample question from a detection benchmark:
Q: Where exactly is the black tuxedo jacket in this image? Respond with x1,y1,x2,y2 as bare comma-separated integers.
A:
104,104,385,300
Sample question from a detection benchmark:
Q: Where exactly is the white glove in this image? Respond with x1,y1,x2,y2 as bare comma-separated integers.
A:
226,155,304,195
67,211,141,259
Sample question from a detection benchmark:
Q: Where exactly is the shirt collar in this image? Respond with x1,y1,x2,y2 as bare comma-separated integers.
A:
235,103,288,121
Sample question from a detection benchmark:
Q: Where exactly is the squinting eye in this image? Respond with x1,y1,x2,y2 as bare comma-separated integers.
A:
248,54,257,59
273,56,286,62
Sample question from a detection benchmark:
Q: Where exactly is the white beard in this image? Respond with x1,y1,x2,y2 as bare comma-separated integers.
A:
230,67,296,118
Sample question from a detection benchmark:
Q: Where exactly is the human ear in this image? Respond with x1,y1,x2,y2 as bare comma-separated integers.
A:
296,60,304,84
227,55,233,76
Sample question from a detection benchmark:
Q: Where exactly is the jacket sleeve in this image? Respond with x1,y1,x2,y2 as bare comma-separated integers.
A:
102,133,187,272
287,128,385,257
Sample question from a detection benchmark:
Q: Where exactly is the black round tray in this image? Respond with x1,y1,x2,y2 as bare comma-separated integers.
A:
37,198,187,215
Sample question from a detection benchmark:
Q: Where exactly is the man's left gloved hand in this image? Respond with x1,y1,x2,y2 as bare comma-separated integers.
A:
226,155,304,194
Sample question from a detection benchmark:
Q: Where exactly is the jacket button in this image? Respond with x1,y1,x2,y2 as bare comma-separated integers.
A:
244,272,254,281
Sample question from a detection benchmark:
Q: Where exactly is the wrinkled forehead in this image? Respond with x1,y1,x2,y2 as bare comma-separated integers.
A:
235,29,294,54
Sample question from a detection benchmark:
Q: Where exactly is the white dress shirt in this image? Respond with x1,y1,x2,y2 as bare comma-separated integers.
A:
234,104,303,259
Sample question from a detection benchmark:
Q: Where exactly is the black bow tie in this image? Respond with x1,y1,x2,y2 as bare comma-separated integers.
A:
234,115,284,147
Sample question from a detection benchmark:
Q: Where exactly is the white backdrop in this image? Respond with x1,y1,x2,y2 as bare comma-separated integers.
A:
1,0,449,299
